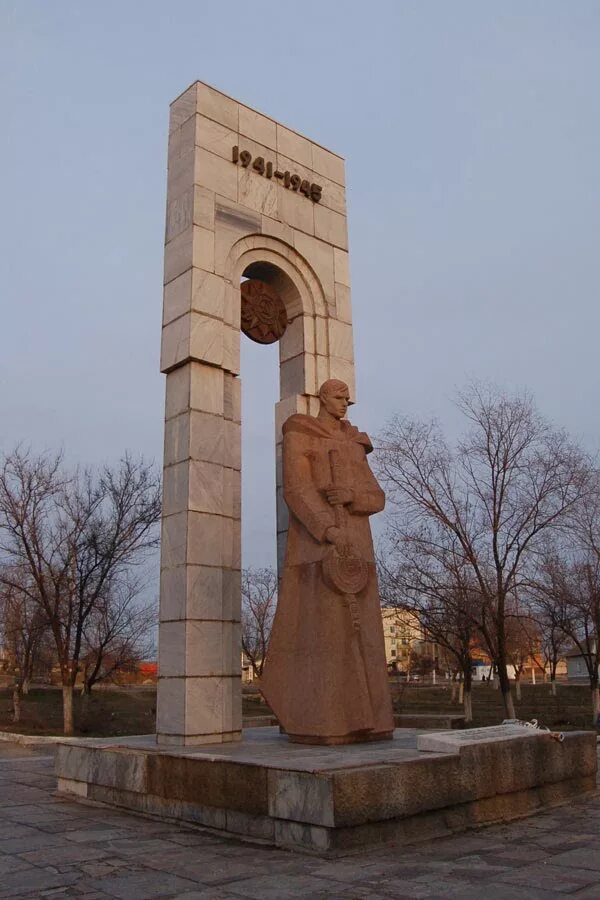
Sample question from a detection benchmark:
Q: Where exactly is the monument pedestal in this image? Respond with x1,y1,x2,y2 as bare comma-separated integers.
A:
56,725,597,856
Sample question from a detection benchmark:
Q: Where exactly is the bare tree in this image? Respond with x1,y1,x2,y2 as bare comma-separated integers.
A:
534,549,600,723
80,576,156,694
0,569,50,722
505,609,540,702
379,536,481,722
535,602,571,695
0,449,161,734
377,382,587,719
241,567,277,679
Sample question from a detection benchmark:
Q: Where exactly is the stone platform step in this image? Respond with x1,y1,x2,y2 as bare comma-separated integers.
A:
56,725,597,856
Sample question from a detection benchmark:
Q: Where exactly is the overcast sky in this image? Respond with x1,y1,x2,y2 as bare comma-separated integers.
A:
2,1,599,568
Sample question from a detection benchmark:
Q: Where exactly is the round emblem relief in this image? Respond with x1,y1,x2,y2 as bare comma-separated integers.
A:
240,279,288,345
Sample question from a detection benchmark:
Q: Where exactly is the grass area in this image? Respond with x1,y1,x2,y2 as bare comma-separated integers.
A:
2,681,594,737
391,681,598,731
0,687,272,738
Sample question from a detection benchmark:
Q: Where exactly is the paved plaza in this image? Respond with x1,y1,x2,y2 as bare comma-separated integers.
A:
0,743,599,898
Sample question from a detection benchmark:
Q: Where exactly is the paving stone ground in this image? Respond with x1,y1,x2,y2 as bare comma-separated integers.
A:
1,742,600,899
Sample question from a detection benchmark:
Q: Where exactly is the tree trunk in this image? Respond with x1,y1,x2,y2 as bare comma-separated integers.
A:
591,684,600,726
515,676,522,702
463,663,473,723
550,676,557,697
62,683,74,735
458,679,464,705
450,675,458,704
497,660,515,718
12,685,22,724
463,688,473,723
22,679,30,695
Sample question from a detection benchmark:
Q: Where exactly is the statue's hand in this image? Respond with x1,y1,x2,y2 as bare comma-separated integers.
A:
324,526,352,556
325,488,354,507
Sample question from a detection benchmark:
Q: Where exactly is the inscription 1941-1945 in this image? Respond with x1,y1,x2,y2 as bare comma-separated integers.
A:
232,146,322,203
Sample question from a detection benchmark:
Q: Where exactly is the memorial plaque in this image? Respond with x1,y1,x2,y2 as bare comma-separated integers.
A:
417,724,537,754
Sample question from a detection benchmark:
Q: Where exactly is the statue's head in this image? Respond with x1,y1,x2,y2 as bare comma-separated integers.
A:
318,379,352,420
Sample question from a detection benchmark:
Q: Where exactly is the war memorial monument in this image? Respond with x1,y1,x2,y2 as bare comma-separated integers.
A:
56,82,596,854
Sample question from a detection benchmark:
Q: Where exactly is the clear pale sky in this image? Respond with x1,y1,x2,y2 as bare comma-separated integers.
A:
2,1,599,568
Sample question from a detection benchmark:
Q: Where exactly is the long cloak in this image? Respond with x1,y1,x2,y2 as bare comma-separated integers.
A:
260,413,394,744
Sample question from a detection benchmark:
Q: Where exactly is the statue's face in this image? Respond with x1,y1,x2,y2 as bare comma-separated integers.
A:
320,386,350,420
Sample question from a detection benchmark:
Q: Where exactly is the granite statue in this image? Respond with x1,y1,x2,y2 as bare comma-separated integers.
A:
260,379,394,744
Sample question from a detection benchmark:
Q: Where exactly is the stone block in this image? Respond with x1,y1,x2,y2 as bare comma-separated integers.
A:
166,188,193,243
222,324,241,376
164,413,190,466
279,184,314,236
163,270,192,326
188,410,225,465
185,621,226,676
158,620,186,676
333,247,351,287
231,519,241,569
190,268,225,319
196,82,238,131
224,419,241,470
184,621,240,677
160,512,188,569
335,282,352,324
192,185,215,230
223,568,242,621
318,174,347,217
314,204,348,249
214,197,262,275
165,365,191,420
239,105,277,149
187,512,225,566
274,394,308,441
162,460,189,516
194,148,238,202
225,810,275,841
156,677,185,734
276,125,313,168
261,215,294,246
328,357,355,400
223,373,241,422
292,230,335,302
312,144,345,185
189,459,225,515
159,566,186,621
238,166,278,217
280,352,316,398
279,313,315,362
161,314,190,372
185,676,233,735
194,114,237,161
222,673,243,736
190,363,224,415
164,227,193,285
189,312,224,367
315,317,328,356
167,149,195,202
55,745,92,783
186,565,224,620
89,748,149,794
327,319,354,362
223,466,241,519
57,777,88,798
315,354,330,389
169,84,197,133
268,769,334,826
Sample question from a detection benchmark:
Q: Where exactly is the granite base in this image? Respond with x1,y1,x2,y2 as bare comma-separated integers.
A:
55,725,597,855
